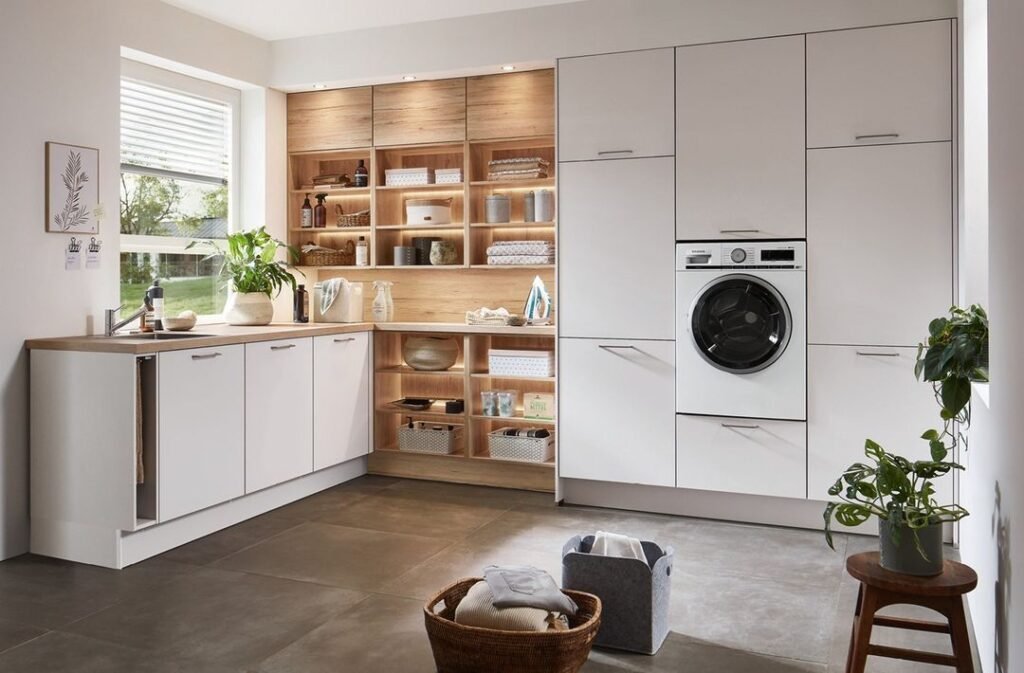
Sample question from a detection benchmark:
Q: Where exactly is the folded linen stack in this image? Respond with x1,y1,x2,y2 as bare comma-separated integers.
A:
486,240,555,266
466,306,511,326
487,157,550,181
454,566,577,632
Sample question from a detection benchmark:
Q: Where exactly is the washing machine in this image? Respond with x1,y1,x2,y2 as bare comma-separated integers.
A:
676,241,806,421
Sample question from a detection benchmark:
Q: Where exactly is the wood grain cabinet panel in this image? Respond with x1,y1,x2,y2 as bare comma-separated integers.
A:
373,79,466,146
287,88,373,152
467,69,554,140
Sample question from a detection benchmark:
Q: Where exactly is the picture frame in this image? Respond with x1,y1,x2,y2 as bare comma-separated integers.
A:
46,141,99,234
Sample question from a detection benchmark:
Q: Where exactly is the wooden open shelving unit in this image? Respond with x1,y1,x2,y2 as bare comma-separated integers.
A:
369,328,555,492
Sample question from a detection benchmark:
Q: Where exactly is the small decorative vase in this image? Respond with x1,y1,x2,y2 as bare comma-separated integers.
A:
224,291,274,326
429,240,458,266
403,336,459,371
878,518,944,576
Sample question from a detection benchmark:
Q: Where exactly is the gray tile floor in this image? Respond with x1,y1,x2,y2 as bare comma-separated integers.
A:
0,476,960,672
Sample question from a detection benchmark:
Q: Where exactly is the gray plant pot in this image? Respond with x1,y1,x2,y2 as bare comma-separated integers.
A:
878,518,944,576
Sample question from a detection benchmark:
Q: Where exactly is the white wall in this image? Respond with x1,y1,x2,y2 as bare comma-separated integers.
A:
0,0,272,561
270,0,956,89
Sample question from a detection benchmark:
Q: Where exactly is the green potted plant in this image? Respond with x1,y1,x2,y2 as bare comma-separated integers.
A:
823,439,968,575
915,304,989,452
191,227,298,326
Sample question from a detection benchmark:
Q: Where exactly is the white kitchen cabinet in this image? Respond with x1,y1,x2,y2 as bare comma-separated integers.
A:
313,333,371,470
245,338,314,493
158,345,245,521
559,157,675,340
559,338,675,487
807,142,953,347
558,49,675,162
676,36,806,240
677,415,806,499
808,345,952,504
807,20,953,148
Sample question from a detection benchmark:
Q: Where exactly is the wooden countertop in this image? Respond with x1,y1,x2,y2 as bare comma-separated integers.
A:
25,321,555,354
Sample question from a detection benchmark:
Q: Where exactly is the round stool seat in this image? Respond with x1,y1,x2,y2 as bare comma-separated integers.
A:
846,552,978,597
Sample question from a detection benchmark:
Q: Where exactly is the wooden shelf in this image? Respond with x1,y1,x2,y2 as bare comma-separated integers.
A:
470,373,555,382
376,183,465,192
375,445,466,458
294,264,371,270
376,224,465,231
373,264,468,271
469,264,555,270
377,406,466,421
290,187,371,195
470,221,555,229
470,414,555,426
470,178,555,189
470,453,556,467
377,365,465,376
290,226,371,233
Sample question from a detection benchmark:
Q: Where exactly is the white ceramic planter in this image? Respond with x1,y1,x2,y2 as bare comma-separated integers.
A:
224,291,274,326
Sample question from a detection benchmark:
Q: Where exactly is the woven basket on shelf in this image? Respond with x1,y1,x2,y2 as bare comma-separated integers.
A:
336,210,370,227
300,240,355,266
423,578,602,673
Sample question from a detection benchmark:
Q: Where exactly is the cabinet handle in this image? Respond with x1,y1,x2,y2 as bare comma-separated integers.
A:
721,423,760,430
598,344,638,352
191,352,222,360
854,133,900,141
597,149,634,156
720,229,761,234
856,351,901,357
271,344,297,351
333,337,356,343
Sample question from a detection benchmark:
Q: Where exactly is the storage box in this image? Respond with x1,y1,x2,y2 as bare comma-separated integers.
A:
523,392,555,420
562,535,674,655
434,168,463,184
405,197,453,225
488,349,554,378
488,428,554,463
385,167,434,187
397,422,462,454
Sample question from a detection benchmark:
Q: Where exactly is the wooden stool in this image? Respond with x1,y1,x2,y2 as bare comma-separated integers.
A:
845,551,977,673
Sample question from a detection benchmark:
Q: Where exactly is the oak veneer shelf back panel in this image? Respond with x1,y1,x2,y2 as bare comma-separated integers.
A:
287,87,373,152
373,79,467,146
467,70,555,140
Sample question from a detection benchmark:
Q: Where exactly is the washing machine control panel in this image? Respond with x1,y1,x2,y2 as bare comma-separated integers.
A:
676,241,806,270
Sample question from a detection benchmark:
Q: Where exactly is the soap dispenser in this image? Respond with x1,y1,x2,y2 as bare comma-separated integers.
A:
146,279,165,331
314,193,328,228
372,280,394,322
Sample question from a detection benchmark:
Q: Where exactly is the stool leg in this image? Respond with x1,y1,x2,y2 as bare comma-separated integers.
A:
845,585,864,673
846,586,878,673
948,597,975,673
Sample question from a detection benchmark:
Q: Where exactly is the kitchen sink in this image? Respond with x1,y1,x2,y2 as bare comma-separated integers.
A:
109,332,212,340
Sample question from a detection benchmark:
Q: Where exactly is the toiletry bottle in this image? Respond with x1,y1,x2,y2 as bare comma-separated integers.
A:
146,279,164,331
314,193,327,228
300,194,313,228
384,281,395,320
523,190,536,222
356,236,368,266
293,284,309,323
372,281,389,321
354,159,368,188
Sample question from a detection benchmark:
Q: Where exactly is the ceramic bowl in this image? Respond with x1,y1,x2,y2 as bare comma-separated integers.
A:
403,336,459,371
163,316,197,331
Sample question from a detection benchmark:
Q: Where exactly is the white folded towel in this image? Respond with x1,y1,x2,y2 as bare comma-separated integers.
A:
591,530,647,561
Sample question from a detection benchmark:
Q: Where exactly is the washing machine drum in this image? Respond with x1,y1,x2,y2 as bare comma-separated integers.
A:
690,274,792,374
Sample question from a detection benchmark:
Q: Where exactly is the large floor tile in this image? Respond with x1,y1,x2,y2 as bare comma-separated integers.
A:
0,618,45,655
670,568,838,664
65,567,364,669
380,541,564,600
267,475,403,521
316,491,510,539
160,512,302,566
256,594,435,673
0,555,195,629
213,522,452,591
384,478,555,508
584,633,828,672
0,631,235,673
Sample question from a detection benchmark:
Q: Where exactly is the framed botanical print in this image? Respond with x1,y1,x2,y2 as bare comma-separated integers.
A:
46,141,99,234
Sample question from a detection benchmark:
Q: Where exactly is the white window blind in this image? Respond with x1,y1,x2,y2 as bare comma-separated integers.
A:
120,78,231,185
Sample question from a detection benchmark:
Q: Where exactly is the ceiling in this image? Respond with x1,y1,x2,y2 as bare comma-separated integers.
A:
160,0,583,41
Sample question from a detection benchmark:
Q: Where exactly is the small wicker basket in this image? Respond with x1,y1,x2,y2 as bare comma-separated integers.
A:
300,240,355,267
424,578,601,673
336,209,370,227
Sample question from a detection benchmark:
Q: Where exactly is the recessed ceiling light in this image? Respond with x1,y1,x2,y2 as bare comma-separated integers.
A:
501,65,516,72
312,83,326,89
403,75,417,81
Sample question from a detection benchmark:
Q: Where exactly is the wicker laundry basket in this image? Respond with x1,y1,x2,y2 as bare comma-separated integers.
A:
423,577,602,673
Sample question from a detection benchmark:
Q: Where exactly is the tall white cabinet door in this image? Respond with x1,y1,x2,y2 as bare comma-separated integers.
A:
808,345,951,504
559,157,675,340
558,49,675,162
807,20,953,148
159,345,245,521
559,338,675,487
807,143,952,347
677,36,806,240
245,338,314,493
313,333,370,470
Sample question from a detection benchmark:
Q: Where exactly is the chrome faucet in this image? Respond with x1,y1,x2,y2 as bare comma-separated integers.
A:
104,302,150,336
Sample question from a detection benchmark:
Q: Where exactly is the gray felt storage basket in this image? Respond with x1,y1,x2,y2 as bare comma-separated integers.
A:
561,534,673,655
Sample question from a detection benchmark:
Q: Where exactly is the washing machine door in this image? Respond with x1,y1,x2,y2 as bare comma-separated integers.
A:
689,273,792,374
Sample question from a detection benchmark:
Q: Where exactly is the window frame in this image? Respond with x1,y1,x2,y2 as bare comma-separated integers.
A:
119,58,241,323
